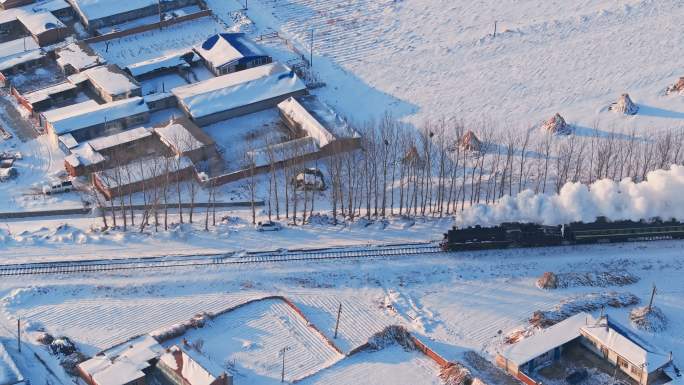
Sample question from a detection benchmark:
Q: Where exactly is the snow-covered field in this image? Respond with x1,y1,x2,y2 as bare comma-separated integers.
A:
1,239,683,385
236,0,684,134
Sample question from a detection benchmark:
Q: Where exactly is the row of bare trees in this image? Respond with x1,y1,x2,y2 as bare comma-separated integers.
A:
89,115,684,231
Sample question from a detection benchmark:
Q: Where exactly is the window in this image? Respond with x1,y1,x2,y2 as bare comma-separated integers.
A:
617,356,629,369
631,365,641,376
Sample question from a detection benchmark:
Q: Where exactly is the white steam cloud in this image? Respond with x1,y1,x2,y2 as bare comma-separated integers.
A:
456,165,684,226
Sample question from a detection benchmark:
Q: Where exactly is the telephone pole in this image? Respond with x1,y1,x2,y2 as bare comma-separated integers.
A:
309,29,314,67
17,318,21,352
334,303,342,339
280,346,289,383
647,284,657,312
493,21,497,38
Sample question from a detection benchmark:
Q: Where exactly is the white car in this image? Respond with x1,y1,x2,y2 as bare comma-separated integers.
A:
43,180,73,195
255,221,282,232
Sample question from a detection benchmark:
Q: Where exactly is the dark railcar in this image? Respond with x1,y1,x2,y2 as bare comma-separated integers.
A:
565,218,684,244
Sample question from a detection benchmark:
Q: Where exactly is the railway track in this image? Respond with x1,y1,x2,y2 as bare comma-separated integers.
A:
0,243,444,276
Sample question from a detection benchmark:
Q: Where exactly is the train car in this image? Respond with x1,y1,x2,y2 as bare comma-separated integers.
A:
565,218,684,244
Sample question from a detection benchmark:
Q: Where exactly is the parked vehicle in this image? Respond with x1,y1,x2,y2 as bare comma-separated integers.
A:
0,158,14,168
42,180,73,195
294,168,326,191
255,220,282,232
0,167,17,181
440,217,684,251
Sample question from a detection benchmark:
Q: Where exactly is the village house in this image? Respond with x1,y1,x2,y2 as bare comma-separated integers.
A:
0,0,32,10
42,96,150,142
82,64,142,102
194,33,271,76
79,335,164,385
157,346,232,385
124,51,197,80
497,313,675,385
63,126,162,176
172,62,307,126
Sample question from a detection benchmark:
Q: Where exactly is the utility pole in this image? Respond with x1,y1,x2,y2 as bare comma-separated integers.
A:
493,21,497,38
17,318,20,353
647,284,657,312
280,346,289,383
309,28,314,67
334,303,342,339
244,0,248,10
158,0,163,29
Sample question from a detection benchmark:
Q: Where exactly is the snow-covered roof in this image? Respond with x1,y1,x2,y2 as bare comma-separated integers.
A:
17,10,65,35
56,42,105,72
23,81,76,104
79,335,164,385
0,342,24,385
83,65,140,96
278,96,358,147
0,0,69,25
0,37,42,70
159,346,226,385
501,312,592,366
65,127,153,167
172,62,306,119
125,51,195,78
580,318,671,370
194,33,268,69
58,133,79,149
153,118,211,154
70,0,158,23
42,97,149,135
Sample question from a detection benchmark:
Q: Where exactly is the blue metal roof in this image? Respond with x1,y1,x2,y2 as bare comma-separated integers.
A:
201,33,268,59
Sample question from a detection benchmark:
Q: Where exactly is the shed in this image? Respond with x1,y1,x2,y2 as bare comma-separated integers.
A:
0,0,33,10
68,0,195,30
16,10,68,45
171,62,307,126
22,81,78,112
124,51,196,80
194,33,271,76
0,36,45,73
55,41,105,74
42,96,149,141
83,64,141,102
278,96,360,154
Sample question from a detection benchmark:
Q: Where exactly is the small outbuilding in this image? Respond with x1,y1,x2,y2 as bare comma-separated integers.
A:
55,41,106,75
194,33,272,76
157,346,232,385
16,10,68,46
153,117,218,163
78,335,164,385
82,64,142,102
0,36,45,74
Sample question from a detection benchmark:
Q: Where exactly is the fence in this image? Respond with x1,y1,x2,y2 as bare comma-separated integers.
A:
83,10,213,44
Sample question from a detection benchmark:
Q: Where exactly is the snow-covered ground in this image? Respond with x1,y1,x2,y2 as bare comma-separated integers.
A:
233,0,684,134
1,239,682,385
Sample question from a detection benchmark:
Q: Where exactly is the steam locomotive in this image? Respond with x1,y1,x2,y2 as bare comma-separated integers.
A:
440,218,684,251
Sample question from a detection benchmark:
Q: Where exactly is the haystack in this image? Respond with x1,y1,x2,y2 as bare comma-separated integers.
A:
666,77,684,95
541,113,571,135
630,306,668,332
459,131,482,152
610,93,638,115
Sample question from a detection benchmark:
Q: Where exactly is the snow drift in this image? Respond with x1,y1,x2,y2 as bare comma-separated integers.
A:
457,165,684,226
